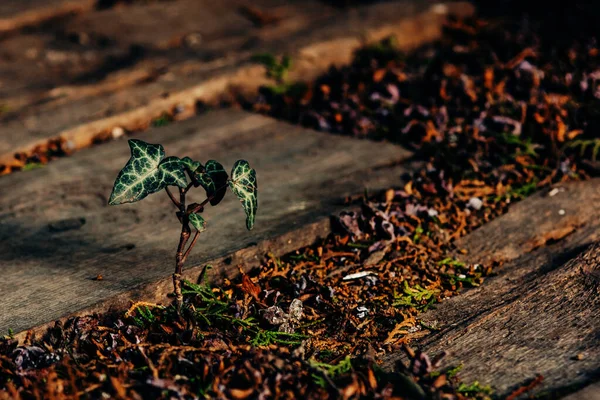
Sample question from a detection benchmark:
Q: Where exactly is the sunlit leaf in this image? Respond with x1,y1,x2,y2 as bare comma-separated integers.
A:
189,213,206,232
108,139,186,205
181,157,202,174
158,157,188,188
196,160,229,206
228,160,258,230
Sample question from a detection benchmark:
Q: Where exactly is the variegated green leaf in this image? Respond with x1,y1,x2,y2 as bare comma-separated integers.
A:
189,213,206,232
181,157,202,174
158,156,188,188
196,160,229,206
109,139,185,205
228,160,257,230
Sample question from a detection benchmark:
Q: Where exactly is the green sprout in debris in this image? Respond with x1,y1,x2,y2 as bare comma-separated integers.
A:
252,53,292,83
498,132,539,158
183,277,306,347
457,381,493,396
108,139,258,311
447,363,463,378
565,138,600,161
252,53,308,96
310,355,353,388
248,329,308,347
3,329,14,340
131,305,158,328
413,225,424,243
495,178,539,202
443,273,481,287
393,281,439,310
437,257,466,268
22,162,44,172
152,114,172,127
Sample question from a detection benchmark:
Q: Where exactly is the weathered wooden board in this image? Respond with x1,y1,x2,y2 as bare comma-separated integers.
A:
63,0,331,51
0,0,95,35
382,179,600,397
0,0,332,103
564,382,600,400
0,1,474,169
0,109,413,336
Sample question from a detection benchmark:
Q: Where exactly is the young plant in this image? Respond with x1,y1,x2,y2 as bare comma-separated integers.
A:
108,139,258,309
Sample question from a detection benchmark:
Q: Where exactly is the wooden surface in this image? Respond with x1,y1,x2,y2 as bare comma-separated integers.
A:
0,1,95,35
382,179,600,397
564,382,600,400
0,109,413,335
0,1,474,169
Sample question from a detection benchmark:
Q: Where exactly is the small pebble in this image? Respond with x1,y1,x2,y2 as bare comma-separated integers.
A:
548,188,560,197
558,209,566,215
111,127,125,139
467,197,483,210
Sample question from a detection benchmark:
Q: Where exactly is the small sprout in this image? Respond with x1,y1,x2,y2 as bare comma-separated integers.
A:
252,53,292,83
109,139,258,310
393,281,439,310
457,381,493,396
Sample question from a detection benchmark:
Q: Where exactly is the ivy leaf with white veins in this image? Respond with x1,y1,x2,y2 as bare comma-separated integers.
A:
158,157,188,188
189,213,206,232
228,160,258,230
196,160,229,206
181,157,202,174
108,139,187,205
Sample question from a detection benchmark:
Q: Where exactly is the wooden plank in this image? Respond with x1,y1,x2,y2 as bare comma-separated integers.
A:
0,1,474,170
63,0,329,51
0,0,95,35
0,109,413,336
382,179,600,397
0,0,331,103
564,382,600,400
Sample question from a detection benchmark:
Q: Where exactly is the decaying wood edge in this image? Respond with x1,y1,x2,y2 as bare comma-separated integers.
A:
564,382,600,400
13,213,334,342
0,2,474,170
0,0,96,36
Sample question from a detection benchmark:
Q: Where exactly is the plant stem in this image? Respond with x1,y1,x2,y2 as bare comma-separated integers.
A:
183,182,194,194
182,231,200,264
187,183,229,214
174,221,191,310
165,187,181,208
173,187,189,311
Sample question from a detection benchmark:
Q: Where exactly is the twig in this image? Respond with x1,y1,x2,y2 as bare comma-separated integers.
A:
137,346,159,380
187,183,229,214
182,231,200,264
165,187,180,208
183,182,194,194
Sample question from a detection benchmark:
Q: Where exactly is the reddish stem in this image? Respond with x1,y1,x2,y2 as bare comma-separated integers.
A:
165,187,181,208
182,230,200,264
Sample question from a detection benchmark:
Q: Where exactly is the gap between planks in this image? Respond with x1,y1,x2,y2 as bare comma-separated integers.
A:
382,178,600,397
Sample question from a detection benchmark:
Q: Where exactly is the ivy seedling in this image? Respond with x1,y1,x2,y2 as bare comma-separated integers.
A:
109,139,258,309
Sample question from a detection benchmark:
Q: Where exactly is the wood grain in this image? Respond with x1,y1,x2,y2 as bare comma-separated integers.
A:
0,109,413,336
0,0,95,35
0,1,474,169
382,179,600,397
